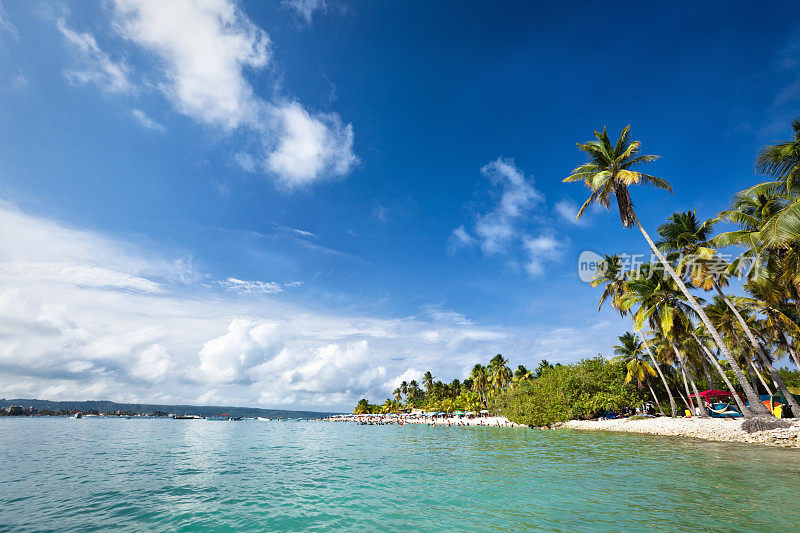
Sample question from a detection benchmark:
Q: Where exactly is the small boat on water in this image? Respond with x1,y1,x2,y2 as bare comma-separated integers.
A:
173,414,203,419
73,412,83,419
208,414,242,421
257,417,271,421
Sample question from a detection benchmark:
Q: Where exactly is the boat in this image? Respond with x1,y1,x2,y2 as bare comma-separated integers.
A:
173,414,203,419
73,412,83,419
208,414,242,421
257,417,271,421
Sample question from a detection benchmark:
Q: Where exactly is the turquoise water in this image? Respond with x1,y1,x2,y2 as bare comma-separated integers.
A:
1,419,799,531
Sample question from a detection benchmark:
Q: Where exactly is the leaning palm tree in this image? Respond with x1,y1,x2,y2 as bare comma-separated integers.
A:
392,388,402,402
565,126,769,416
657,210,799,410
612,332,663,415
400,380,409,398
591,253,677,416
621,265,710,417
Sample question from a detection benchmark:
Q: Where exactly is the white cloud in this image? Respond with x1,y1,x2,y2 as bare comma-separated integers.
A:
0,1,18,38
131,108,165,131
265,102,356,188
218,277,300,295
0,200,609,410
554,198,583,226
450,225,476,249
57,19,133,94
275,224,317,239
384,368,422,390
522,235,567,277
198,319,284,384
473,158,543,255
281,0,326,24
453,158,567,277
114,0,269,129
107,0,356,188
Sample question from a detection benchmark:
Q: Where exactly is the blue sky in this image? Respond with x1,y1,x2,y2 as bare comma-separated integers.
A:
0,0,798,410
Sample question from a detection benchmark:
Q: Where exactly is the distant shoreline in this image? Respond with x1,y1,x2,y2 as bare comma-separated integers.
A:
0,398,333,420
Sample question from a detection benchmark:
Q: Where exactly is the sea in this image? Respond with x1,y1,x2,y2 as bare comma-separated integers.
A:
1,418,798,531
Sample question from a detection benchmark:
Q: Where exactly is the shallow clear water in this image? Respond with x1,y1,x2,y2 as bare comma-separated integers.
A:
1,419,798,531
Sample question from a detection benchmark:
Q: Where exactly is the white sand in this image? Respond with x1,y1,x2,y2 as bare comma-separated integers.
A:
562,417,800,448
327,415,524,427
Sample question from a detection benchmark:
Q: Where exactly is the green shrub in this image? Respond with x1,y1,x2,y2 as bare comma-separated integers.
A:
496,356,642,427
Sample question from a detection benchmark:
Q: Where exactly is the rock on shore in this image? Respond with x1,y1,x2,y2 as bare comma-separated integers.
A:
561,417,800,448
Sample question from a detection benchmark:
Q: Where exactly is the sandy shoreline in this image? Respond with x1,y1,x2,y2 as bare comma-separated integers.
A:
561,417,800,448
326,415,525,427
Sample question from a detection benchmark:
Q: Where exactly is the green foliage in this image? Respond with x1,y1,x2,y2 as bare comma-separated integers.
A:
497,357,643,427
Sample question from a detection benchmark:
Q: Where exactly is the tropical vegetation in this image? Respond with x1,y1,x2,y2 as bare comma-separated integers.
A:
355,117,800,425
565,119,800,419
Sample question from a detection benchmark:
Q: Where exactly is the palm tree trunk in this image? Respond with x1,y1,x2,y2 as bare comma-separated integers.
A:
672,344,698,415
701,360,715,391
646,377,665,416
689,331,749,414
786,342,800,370
747,355,773,396
632,212,768,416
670,341,709,417
676,385,691,412
638,332,677,417
713,281,795,395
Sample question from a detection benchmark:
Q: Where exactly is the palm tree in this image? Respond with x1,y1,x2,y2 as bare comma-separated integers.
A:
400,380,408,398
470,364,489,408
612,332,663,415
750,116,800,246
756,116,800,188
422,371,435,395
592,254,629,315
488,354,512,390
590,252,677,416
354,399,370,415
565,126,769,416
393,388,402,402
408,380,421,404
657,210,798,409
621,265,710,417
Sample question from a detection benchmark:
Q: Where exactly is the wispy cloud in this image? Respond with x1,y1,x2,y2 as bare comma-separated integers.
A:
275,224,317,239
472,158,543,255
281,0,326,25
218,277,300,295
522,235,567,277
130,108,165,132
57,19,133,94
554,198,586,226
0,1,18,39
452,158,567,277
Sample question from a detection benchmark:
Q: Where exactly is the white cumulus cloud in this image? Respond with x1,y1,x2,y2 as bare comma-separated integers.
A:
110,0,356,188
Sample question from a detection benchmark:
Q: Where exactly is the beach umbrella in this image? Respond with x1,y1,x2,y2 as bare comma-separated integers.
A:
454,411,464,415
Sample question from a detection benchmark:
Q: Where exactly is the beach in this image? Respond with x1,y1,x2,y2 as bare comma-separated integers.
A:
562,417,800,448
327,414,525,427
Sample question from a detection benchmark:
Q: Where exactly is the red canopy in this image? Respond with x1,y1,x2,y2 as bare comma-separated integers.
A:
688,389,736,399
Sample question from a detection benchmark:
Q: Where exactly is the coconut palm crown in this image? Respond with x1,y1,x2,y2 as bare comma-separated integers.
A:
564,125,671,227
